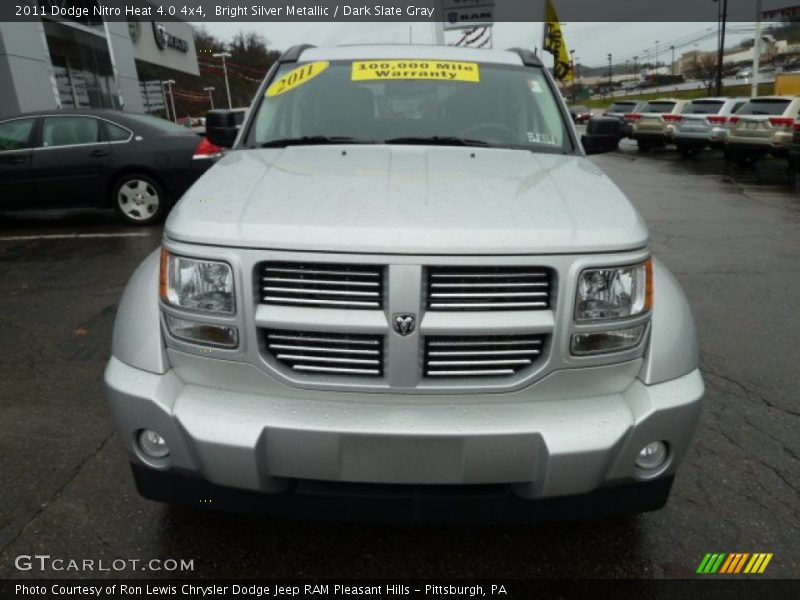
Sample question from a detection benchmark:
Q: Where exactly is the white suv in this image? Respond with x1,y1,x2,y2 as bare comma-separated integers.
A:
726,96,800,163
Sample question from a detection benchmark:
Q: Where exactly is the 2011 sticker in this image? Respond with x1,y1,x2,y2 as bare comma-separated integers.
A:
352,60,480,82
266,61,329,97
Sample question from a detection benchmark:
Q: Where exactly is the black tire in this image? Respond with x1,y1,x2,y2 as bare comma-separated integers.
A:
676,144,696,158
112,173,167,225
637,140,652,152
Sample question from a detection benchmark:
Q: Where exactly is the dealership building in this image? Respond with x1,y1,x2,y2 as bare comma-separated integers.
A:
0,1,198,117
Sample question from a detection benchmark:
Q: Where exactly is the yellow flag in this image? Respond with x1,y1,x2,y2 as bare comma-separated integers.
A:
542,0,573,81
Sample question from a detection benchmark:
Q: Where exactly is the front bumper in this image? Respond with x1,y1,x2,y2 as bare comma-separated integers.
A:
106,355,704,512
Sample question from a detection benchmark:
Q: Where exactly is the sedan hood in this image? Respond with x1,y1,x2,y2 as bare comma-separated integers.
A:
166,146,648,255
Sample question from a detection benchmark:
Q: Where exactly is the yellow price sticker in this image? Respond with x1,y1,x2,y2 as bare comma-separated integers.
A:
352,60,480,82
266,61,329,97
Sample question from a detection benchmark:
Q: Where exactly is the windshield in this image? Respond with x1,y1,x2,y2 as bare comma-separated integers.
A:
642,101,676,113
738,100,790,116
248,59,570,153
608,102,637,113
684,101,724,115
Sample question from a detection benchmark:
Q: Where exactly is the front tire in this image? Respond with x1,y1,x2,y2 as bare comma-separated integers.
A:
676,144,697,158
113,174,167,225
637,140,652,152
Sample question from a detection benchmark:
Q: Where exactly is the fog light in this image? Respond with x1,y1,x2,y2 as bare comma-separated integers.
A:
138,429,170,459
635,441,668,470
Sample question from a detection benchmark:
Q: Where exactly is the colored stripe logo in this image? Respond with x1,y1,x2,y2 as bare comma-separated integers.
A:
696,553,773,574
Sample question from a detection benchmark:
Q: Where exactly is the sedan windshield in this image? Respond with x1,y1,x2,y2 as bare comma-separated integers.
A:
248,59,570,153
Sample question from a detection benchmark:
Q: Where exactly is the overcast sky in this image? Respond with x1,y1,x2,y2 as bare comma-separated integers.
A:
198,22,757,69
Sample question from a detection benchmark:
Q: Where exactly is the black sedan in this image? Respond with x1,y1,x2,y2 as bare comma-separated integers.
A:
0,109,221,224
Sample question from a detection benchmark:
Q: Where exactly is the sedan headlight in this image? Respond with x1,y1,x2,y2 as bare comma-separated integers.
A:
160,249,235,314
575,259,652,321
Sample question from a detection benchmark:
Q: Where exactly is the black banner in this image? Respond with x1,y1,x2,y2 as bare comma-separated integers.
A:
1,0,795,23
2,580,800,600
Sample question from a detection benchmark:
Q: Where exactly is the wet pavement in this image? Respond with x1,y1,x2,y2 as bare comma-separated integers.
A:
0,145,798,579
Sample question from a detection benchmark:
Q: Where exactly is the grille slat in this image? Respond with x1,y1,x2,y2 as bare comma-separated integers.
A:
260,262,384,310
424,334,546,378
430,301,548,309
427,266,551,311
265,330,384,377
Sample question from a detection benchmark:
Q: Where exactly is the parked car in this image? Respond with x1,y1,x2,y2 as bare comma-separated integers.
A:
0,109,222,224
788,119,800,171
569,105,592,124
725,96,800,164
672,97,748,156
629,98,691,151
601,100,643,138
105,44,704,521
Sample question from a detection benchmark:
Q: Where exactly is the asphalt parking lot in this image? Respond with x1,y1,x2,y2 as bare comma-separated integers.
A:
0,142,798,580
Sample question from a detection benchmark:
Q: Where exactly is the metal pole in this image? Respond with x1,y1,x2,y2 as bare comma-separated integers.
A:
751,0,763,98
166,80,177,123
214,52,233,109
671,46,675,75
204,86,215,109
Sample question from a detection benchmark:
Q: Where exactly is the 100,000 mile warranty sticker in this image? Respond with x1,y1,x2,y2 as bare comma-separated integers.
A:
352,60,480,82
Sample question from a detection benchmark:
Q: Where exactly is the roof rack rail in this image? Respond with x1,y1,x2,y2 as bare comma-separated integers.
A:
507,48,543,68
279,44,316,63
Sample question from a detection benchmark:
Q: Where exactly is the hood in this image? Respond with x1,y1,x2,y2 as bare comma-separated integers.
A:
166,146,648,255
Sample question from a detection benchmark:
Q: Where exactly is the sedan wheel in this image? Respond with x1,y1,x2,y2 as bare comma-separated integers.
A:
114,175,165,225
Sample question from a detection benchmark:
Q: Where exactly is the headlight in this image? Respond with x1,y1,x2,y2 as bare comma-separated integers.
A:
160,249,235,314
575,259,652,321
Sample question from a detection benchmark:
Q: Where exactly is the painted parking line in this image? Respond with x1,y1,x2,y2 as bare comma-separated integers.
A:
0,232,154,242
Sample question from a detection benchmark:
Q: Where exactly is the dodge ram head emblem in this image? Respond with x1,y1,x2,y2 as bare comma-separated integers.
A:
392,314,416,336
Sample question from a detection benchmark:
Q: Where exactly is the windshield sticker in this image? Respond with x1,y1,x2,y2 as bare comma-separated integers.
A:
527,132,557,145
352,60,480,82
266,61,330,97
528,80,543,94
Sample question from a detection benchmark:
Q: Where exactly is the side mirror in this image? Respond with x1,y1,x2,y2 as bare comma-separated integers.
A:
581,116,623,155
206,110,239,148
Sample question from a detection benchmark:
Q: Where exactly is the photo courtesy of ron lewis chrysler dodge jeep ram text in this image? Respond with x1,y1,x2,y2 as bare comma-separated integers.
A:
104,45,704,522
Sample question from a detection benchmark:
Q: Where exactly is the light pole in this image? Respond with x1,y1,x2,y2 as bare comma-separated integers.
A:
213,51,233,109
713,0,728,96
162,79,176,123
569,49,576,101
655,40,660,72
204,86,215,110
670,45,676,75
633,55,638,77
608,53,613,90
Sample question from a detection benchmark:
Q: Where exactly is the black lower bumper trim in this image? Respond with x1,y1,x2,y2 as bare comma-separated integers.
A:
131,464,675,524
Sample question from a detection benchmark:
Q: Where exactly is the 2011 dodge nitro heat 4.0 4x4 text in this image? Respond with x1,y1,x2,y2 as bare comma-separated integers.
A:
104,44,704,521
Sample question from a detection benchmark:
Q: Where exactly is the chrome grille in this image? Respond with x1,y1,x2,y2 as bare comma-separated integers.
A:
259,262,383,309
424,335,546,377
426,266,551,310
264,330,384,376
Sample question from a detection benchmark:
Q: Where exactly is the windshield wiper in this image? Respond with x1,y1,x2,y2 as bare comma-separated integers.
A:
260,136,375,148
385,136,490,148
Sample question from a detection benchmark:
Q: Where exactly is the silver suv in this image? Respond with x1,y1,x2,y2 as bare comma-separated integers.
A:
105,45,704,522
673,97,747,156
